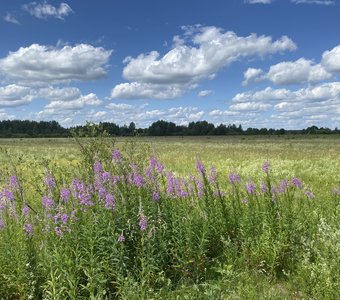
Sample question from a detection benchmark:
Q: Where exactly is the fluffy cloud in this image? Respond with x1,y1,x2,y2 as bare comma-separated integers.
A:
242,68,264,86
291,0,335,5
0,44,112,85
197,90,212,97
45,93,102,110
22,2,73,19
230,102,271,111
110,82,187,99
0,84,36,107
321,45,340,73
111,25,296,99
3,13,20,24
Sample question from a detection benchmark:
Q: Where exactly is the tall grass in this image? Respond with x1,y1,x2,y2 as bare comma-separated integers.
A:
0,136,339,299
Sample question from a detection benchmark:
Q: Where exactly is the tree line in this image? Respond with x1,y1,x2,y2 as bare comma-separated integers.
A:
0,119,338,138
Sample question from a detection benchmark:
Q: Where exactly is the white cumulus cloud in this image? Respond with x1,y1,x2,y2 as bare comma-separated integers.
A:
4,13,20,24
198,90,212,97
0,44,112,85
111,25,296,99
23,2,73,19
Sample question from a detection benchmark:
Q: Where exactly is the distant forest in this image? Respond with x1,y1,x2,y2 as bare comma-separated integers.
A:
0,119,339,138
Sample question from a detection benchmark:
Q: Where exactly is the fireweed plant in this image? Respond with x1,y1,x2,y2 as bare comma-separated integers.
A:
0,135,339,299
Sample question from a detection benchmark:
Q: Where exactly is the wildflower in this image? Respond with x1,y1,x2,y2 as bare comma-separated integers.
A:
196,160,205,175
145,167,153,179
22,205,30,216
42,196,54,210
2,188,14,201
112,149,122,161
23,223,33,236
228,172,241,184
245,180,256,195
260,182,268,193
61,213,68,224
132,174,145,189
117,234,125,242
261,161,271,173
278,179,288,193
0,219,4,230
55,226,63,237
44,174,56,189
102,171,111,183
139,215,148,231
156,163,164,174
152,191,160,202
149,157,158,168
9,175,19,190
93,161,103,174
60,188,70,202
209,165,217,184
291,177,303,189
305,190,315,199
105,194,115,210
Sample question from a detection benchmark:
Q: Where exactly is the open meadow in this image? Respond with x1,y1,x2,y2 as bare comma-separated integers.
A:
0,135,339,299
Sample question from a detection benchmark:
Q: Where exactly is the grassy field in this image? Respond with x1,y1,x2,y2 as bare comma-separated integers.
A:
0,135,339,299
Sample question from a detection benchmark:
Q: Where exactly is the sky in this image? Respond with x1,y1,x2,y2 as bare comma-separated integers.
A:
1,0,340,129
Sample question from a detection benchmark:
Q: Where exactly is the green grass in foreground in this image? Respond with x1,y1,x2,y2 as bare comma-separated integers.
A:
0,136,339,299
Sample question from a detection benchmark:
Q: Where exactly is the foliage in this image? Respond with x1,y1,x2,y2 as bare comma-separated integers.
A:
0,134,339,299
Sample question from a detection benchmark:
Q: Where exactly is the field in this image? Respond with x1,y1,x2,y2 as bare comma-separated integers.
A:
0,135,339,299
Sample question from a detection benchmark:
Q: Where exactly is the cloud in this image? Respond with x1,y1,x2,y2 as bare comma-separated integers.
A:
111,25,296,99
3,13,20,25
45,93,102,110
245,0,273,4
0,84,36,107
291,0,335,5
198,90,212,97
230,102,271,112
22,2,73,20
0,44,112,85
111,82,191,99
321,45,340,73
242,68,264,85
245,58,332,85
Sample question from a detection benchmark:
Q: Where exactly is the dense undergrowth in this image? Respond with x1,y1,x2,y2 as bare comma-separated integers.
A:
0,134,339,299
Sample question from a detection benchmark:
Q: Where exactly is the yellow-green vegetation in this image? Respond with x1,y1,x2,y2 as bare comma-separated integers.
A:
0,135,339,299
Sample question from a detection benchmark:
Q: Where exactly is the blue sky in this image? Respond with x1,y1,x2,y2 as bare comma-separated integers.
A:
1,0,340,129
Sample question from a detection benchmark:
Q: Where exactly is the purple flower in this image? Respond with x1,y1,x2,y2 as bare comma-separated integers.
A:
102,171,111,183
93,161,103,174
291,177,303,189
2,188,14,201
209,166,217,184
278,179,288,193
10,175,19,190
156,163,164,174
305,190,315,199
132,174,145,189
55,226,63,236
44,174,56,189
60,188,71,202
117,234,125,242
61,213,68,224
112,149,122,161
152,191,160,202
149,157,158,168
0,219,4,230
262,161,271,173
22,205,30,216
23,223,33,236
260,182,268,193
228,173,241,184
145,167,153,179
42,196,54,210
196,160,205,175
245,180,256,195
139,215,148,231
105,194,115,210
